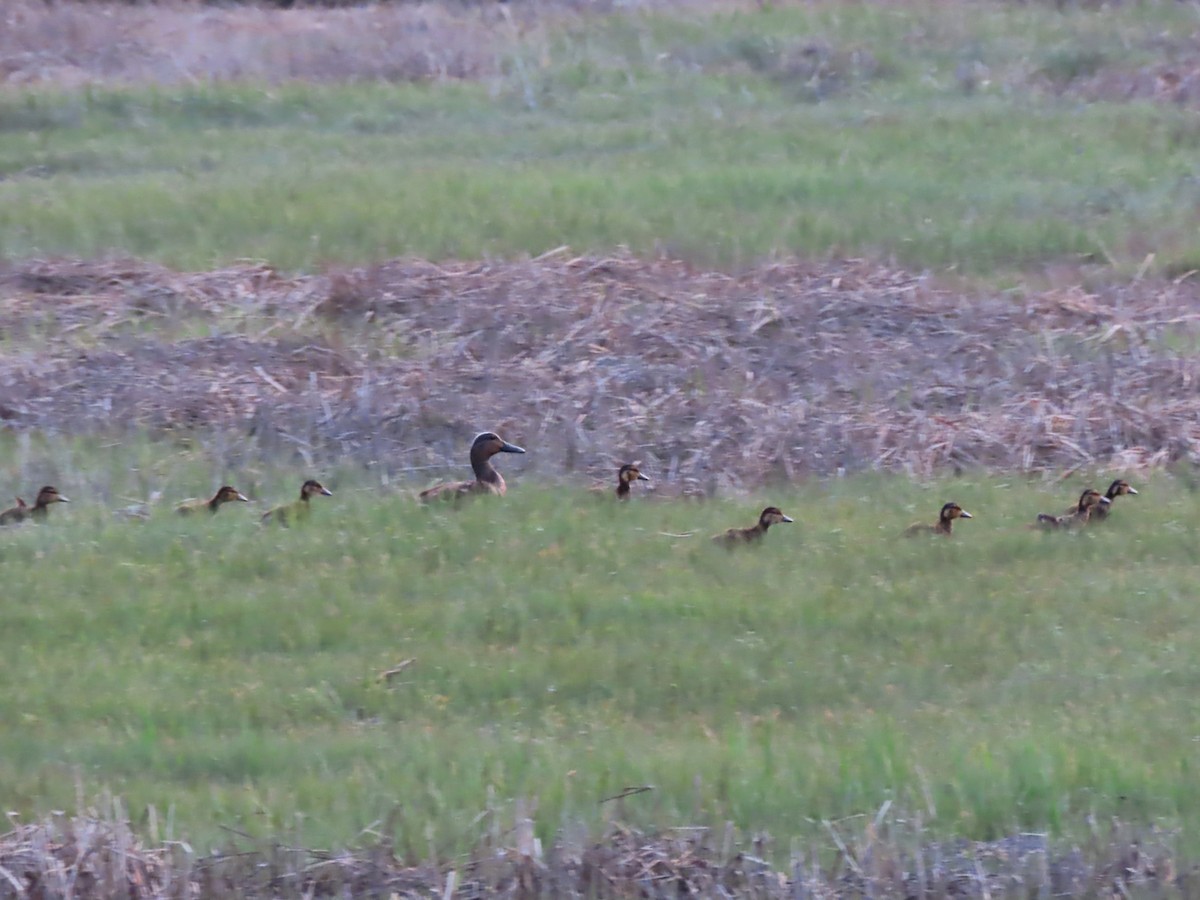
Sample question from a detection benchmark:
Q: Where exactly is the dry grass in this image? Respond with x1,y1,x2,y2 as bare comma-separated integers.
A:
2,253,1199,488
0,0,771,89
0,0,516,87
0,804,1184,899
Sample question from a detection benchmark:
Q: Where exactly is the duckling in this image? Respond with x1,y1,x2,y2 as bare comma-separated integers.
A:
1,486,71,525
0,496,28,526
176,485,249,517
419,431,526,503
712,506,794,548
615,463,651,499
26,486,70,523
261,479,333,527
591,463,651,499
1034,488,1109,530
1065,479,1137,522
903,502,973,537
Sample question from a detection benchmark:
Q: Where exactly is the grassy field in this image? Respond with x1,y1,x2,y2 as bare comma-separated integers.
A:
2,438,1199,856
4,0,1200,879
1,1,1199,275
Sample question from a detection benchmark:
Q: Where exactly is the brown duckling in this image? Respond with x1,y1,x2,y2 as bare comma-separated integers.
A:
592,463,651,499
903,502,973,537
27,486,70,523
0,486,71,525
1066,479,1137,522
712,506,794,548
0,496,29,526
1034,488,1109,530
261,479,333,527
419,431,526,503
176,485,249,516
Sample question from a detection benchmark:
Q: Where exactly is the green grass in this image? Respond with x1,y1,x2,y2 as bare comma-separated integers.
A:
3,441,1200,856
2,1,1200,274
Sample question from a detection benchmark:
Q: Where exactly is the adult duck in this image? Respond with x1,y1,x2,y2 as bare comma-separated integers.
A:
419,432,525,503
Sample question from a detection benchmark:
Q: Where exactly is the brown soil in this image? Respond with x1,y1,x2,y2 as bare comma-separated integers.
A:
2,253,1198,489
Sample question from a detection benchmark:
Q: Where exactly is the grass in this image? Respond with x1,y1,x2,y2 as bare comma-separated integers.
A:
4,0,1200,874
3,438,1200,857
1,2,1199,275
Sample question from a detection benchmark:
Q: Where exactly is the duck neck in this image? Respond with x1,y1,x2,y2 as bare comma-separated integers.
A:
936,515,953,534
616,480,631,499
471,451,504,489
208,494,223,512
30,503,49,520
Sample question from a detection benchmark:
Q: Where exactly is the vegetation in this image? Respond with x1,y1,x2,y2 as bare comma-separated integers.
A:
1,441,1197,856
1,1,1199,275
2,0,1200,884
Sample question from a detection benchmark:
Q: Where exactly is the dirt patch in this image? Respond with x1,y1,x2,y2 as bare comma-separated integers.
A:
0,809,1181,899
1,253,1198,488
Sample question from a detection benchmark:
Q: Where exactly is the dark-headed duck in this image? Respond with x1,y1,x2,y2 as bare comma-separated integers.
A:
903,502,973,537
1035,488,1109,530
261,479,332,527
177,485,249,516
712,506,793,548
419,432,525,503
1067,479,1137,522
592,463,651,500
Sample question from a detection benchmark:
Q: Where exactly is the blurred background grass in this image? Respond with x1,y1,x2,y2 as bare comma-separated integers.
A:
1,1,1199,276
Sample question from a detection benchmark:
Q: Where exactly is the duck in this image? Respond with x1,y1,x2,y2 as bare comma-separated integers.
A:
30,486,70,522
1034,488,1109,530
419,431,526,503
712,506,794,548
176,485,249,516
592,463,651,499
0,496,28,526
903,502,973,537
1066,479,1137,522
261,479,333,526
0,486,71,525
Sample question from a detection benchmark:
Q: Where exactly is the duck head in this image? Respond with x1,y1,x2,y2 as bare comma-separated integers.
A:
940,502,972,522
759,506,794,527
300,480,334,499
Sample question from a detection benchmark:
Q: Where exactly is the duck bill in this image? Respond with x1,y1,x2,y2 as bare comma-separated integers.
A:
56,495,71,503
499,442,526,454
959,511,973,518
320,487,334,496
1126,487,1138,495
781,515,794,523
236,493,250,502
636,472,651,481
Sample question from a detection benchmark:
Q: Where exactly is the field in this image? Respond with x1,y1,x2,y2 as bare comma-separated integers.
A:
3,0,1200,896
